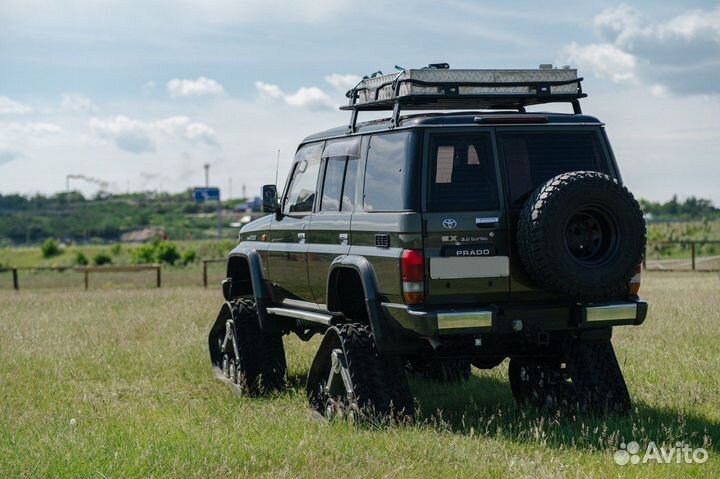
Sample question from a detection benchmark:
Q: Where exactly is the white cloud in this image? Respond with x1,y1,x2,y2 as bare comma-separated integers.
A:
89,116,156,153
564,5,720,94
254,81,334,110
563,42,637,84
0,96,32,115
0,146,25,165
60,93,99,113
593,4,640,43
325,73,362,93
153,116,218,146
255,81,285,101
89,115,218,153
3,122,63,135
167,77,225,98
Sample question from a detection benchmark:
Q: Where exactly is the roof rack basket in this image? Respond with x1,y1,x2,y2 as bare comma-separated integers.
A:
342,65,586,133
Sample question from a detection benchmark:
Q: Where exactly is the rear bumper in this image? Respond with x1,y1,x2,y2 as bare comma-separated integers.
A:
382,299,648,337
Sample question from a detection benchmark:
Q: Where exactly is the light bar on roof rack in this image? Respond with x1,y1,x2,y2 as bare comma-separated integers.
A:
341,65,586,133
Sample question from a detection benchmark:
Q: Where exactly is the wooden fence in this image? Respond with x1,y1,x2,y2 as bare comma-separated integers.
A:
1,264,162,290
202,259,225,288
644,241,720,272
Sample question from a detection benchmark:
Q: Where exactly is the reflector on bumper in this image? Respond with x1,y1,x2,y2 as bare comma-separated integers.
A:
437,310,493,331
584,303,638,323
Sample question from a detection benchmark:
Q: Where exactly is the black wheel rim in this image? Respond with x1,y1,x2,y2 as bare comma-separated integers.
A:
564,205,619,266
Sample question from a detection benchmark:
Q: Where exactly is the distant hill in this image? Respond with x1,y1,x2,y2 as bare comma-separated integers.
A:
0,190,260,245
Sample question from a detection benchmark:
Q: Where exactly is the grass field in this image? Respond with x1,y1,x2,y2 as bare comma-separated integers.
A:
1,272,718,478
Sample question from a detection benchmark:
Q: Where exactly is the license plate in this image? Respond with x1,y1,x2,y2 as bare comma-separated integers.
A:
441,244,496,257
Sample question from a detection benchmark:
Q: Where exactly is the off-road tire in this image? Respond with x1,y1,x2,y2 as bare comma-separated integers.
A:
217,299,287,395
307,324,414,422
517,171,646,301
407,358,472,383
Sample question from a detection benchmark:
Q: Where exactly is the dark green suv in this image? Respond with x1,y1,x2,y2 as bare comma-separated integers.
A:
209,65,647,420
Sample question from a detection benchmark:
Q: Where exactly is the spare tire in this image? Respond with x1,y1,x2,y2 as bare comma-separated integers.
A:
517,171,645,301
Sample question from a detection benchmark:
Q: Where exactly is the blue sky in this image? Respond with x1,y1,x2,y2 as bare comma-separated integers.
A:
1,0,719,202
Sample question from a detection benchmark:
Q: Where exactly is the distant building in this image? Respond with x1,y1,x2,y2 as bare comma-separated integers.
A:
235,196,262,212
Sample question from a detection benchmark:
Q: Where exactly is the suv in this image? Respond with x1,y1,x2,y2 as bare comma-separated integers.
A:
208,65,647,420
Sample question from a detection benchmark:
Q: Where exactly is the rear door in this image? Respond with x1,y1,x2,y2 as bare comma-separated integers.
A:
496,126,615,301
422,129,510,305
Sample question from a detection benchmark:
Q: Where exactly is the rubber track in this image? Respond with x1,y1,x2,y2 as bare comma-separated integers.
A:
232,298,287,394
339,324,414,420
568,340,631,414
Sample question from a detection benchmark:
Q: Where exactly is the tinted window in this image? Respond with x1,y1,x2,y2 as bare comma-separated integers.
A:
499,131,608,206
283,143,322,214
342,158,359,211
320,157,345,212
428,133,500,211
364,132,410,211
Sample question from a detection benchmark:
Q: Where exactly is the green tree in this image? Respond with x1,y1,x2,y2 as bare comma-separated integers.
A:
131,244,156,264
93,253,112,265
75,252,89,266
182,249,197,265
41,238,61,258
156,242,180,265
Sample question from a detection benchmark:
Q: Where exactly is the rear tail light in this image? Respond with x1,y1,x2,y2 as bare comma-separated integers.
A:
401,249,425,305
628,264,641,296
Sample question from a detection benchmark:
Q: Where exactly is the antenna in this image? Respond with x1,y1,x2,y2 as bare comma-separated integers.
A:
274,149,280,186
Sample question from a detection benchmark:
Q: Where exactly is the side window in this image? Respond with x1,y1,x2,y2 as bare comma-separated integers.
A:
363,132,410,211
283,144,322,214
319,157,345,212
342,158,359,211
428,133,500,211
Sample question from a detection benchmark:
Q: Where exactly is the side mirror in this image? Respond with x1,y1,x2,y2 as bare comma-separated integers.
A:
262,185,278,213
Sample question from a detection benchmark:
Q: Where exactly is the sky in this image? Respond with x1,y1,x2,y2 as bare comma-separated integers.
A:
1,0,719,202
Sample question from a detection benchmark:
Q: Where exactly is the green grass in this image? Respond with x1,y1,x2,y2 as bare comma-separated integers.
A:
1,272,718,478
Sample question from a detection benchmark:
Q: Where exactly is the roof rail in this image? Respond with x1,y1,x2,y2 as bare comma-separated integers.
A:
342,65,586,133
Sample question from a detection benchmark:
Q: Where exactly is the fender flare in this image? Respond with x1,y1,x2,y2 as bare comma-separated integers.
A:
326,255,393,354
225,246,271,329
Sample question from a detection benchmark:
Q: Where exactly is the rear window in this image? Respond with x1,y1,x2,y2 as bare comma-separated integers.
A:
499,131,609,206
427,133,500,211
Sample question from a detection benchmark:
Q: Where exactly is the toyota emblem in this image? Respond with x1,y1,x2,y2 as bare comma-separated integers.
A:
442,218,458,230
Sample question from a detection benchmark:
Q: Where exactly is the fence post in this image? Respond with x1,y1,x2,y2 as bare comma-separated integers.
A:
156,266,161,288
203,261,208,288
84,270,89,290
12,268,19,290
691,242,696,271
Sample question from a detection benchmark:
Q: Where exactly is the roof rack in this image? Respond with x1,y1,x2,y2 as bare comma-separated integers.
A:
342,65,586,133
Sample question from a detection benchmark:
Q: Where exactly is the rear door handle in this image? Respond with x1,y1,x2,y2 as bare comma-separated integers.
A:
476,217,500,228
